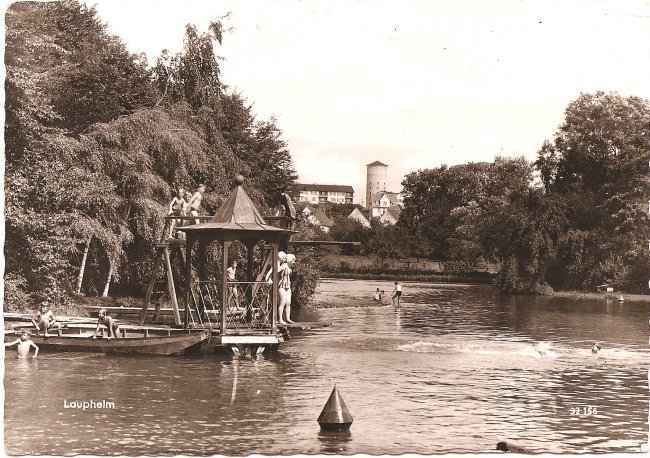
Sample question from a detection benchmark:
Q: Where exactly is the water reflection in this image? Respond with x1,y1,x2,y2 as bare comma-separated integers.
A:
317,429,352,454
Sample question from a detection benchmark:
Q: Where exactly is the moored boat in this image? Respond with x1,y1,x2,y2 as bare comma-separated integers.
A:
4,324,208,356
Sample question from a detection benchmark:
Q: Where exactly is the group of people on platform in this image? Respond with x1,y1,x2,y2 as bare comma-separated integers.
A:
224,251,297,325
166,185,297,239
167,184,206,238
5,304,120,358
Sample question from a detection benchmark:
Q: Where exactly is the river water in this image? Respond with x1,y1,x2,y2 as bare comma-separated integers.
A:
4,280,649,455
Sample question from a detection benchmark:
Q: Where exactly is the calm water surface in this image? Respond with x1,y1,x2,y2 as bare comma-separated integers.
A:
4,280,649,455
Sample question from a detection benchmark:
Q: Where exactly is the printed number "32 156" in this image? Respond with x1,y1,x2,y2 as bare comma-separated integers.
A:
570,407,598,415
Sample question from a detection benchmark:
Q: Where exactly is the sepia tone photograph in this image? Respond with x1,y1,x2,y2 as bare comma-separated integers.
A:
3,0,649,455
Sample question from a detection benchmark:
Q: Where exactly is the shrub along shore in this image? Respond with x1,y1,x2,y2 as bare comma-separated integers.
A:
320,271,494,284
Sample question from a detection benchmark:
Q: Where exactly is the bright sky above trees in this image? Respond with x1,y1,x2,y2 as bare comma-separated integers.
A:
83,0,650,204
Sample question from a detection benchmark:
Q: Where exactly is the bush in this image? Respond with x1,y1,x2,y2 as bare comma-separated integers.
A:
496,256,552,295
3,273,32,312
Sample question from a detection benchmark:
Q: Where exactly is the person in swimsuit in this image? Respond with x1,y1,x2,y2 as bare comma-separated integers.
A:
277,253,296,325
167,187,187,238
391,281,402,306
5,331,39,358
92,308,121,339
32,302,59,335
227,261,239,308
373,288,385,301
187,184,206,225
280,190,296,230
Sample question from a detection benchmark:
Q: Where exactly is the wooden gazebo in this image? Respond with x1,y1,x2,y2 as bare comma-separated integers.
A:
176,176,295,345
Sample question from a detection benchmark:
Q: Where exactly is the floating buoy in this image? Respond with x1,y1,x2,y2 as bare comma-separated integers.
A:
317,385,353,431
497,441,532,453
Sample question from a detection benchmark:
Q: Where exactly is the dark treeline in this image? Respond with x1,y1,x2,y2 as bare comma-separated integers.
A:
4,1,321,310
328,92,649,294
399,92,649,294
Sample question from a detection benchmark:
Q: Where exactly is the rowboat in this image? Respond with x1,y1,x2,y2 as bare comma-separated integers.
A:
4,323,209,356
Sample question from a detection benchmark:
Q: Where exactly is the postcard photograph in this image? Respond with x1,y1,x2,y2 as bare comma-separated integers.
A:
3,0,649,456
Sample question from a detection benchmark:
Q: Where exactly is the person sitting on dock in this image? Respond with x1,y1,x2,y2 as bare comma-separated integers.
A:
391,282,402,306
167,187,187,238
5,331,39,358
187,184,206,225
32,302,60,335
373,288,385,301
92,308,121,339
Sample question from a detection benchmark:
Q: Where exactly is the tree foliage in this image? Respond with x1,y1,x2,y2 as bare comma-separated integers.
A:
4,1,301,310
536,91,650,291
399,92,649,294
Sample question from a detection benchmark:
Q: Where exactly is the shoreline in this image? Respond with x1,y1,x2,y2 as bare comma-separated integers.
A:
318,277,650,303
548,290,649,303
6,282,647,319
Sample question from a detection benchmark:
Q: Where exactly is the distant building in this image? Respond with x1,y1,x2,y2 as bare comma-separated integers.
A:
348,207,371,228
370,191,404,218
295,202,334,233
366,161,388,208
379,206,402,225
294,183,354,204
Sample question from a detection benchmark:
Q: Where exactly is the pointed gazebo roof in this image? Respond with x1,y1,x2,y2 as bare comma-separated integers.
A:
178,178,295,236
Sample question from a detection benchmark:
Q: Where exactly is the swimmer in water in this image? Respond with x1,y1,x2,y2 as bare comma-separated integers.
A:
531,342,555,357
5,331,39,358
591,343,602,354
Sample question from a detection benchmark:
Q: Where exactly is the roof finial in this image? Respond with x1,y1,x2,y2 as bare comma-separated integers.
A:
235,174,245,186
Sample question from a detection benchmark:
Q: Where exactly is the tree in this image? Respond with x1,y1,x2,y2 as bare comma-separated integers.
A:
399,157,533,260
481,191,567,294
3,1,307,309
367,221,406,266
535,91,650,291
329,217,369,255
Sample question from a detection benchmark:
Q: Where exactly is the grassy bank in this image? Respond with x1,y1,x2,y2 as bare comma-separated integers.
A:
549,290,649,303
321,271,494,284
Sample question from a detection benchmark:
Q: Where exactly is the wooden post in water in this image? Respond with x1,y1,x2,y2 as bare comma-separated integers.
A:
271,244,279,334
222,241,231,333
184,238,194,328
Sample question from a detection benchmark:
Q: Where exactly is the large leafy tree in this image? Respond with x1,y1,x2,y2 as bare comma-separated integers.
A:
400,157,532,260
5,1,306,309
4,1,147,305
536,91,650,291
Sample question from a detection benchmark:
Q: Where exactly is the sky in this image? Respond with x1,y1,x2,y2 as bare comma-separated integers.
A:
82,0,650,204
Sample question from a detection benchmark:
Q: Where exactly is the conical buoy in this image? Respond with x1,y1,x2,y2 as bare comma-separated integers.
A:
317,385,353,431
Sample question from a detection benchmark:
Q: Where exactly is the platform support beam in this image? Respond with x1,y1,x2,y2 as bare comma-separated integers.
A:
163,247,181,325
184,238,194,328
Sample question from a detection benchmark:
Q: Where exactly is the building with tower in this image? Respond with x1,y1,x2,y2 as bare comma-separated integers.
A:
366,160,404,224
366,161,388,207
